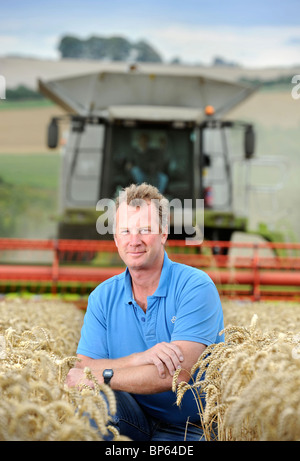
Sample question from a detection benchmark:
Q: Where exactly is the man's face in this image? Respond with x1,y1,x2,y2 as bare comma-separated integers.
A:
114,200,168,271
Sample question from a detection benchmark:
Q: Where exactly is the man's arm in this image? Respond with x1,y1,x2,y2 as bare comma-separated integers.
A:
109,340,206,394
66,340,206,394
76,341,184,377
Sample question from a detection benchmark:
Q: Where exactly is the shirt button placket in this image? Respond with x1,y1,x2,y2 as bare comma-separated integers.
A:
144,299,158,346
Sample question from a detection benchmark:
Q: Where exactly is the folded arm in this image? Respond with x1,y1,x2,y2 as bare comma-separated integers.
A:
66,340,206,394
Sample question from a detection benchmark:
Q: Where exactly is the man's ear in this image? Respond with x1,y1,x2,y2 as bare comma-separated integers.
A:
114,236,118,248
161,226,168,245
162,235,168,245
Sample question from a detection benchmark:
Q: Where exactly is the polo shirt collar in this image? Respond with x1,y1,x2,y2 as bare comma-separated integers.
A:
124,251,171,304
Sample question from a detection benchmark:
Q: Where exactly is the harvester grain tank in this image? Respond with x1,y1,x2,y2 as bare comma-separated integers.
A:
38,62,256,242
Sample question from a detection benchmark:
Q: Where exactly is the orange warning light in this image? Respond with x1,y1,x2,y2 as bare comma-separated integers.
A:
205,105,215,116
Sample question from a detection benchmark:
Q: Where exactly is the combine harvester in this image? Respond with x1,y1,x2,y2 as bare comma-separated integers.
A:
40,62,257,242
0,62,299,301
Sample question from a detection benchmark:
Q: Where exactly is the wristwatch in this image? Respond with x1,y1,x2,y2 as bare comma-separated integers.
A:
103,369,114,386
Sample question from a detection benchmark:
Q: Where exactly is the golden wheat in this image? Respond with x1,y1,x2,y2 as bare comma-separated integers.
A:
173,300,300,441
0,297,129,441
1,297,300,441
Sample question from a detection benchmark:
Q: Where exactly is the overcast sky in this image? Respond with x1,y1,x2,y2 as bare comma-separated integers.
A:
1,0,300,67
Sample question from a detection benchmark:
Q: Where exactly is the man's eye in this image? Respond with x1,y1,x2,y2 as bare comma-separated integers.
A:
120,229,129,235
140,228,150,234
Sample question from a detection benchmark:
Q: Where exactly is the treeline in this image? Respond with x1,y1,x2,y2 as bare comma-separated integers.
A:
239,75,294,89
5,85,44,101
57,35,162,62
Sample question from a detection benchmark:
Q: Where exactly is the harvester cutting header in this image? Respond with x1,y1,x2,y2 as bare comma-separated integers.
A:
39,62,256,242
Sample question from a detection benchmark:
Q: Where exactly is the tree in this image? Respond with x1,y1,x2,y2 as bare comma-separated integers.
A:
106,36,132,61
134,40,162,62
57,35,163,62
58,35,85,59
84,36,107,59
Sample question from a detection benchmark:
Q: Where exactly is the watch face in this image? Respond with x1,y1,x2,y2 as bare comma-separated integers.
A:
103,369,113,386
103,369,113,378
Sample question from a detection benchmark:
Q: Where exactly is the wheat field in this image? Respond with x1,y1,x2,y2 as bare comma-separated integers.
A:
175,300,300,441
0,297,128,441
0,296,300,441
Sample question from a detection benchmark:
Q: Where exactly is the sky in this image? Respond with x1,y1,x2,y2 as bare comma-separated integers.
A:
1,0,300,68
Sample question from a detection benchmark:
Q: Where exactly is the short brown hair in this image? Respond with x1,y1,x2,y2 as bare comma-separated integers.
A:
115,183,169,232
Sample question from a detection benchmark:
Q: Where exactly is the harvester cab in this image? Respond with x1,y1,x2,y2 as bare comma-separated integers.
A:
38,63,257,242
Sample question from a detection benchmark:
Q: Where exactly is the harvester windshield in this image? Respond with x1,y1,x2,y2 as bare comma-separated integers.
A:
103,125,194,201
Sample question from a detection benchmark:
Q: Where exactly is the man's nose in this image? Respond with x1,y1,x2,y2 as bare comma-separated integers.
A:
129,231,142,245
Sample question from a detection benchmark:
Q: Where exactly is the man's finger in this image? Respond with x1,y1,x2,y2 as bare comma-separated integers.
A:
156,351,177,376
166,343,184,362
152,357,167,378
160,343,184,372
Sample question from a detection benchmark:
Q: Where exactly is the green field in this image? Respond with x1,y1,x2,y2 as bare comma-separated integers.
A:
0,153,61,238
0,99,54,111
0,153,60,188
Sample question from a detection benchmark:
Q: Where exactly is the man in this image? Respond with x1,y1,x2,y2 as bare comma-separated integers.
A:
130,133,168,193
66,183,224,441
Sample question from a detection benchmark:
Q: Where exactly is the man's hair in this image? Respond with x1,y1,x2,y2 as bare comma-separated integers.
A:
115,183,169,233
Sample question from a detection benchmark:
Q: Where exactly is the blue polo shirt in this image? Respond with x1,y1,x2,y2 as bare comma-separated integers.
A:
77,251,224,425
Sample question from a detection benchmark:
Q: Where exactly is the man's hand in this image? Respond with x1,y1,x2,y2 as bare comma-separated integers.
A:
66,367,96,389
135,342,184,378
